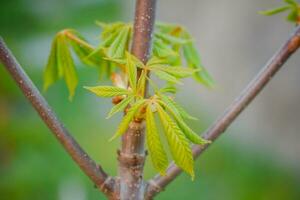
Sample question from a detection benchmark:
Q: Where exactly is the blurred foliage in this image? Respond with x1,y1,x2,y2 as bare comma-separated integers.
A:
0,0,300,199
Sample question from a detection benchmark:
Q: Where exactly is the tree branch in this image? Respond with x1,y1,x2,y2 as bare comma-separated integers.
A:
145,25,300,199
118,0,156,199
0,38,117,199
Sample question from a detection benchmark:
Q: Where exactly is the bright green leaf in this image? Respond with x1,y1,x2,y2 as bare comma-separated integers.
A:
110,99,146,141
56,33,78,100
84,86,130,97
126,52,137,90
44,36,58,91
88,30,120,59
157,104,194,178
150,65,199,78
106,95,134,119
146,105,168,175
155,31,190,45
183,40,214,88
137,70,147,96
259,6,290,16
153,38,178,59
159,94,197,121
159,85,177,94
107,26,131,59
153,70,182,84
159,100,209,145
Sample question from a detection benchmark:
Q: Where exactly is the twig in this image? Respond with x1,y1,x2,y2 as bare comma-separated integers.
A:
145,25,300,199
0,38,117,199
118,0,157,199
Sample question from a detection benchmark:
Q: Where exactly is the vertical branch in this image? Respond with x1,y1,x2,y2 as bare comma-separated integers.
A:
118,0,156,199
0,38,117,199
145,25,300,199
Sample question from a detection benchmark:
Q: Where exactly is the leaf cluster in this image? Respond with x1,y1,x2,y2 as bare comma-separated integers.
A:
85,52,210,177
43,21,214,178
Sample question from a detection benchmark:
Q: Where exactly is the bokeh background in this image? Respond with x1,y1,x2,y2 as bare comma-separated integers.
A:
1,0,300,199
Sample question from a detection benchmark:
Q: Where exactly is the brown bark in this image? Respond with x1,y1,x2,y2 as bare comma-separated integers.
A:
118,0,156,199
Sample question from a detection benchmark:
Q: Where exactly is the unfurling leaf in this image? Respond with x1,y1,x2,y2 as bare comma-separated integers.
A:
110,99,146,141
56,33,78,100
153,38,178,59
107,95,134,119
259,6,290,16
153,70,182,84
66,30,104,67
146,105,168,175
156,104,194,179
183,40,214,88
44,36,59,92
125,52,137,90
107,25,131,59
88,30,120,59
149,65,199,78
137,70,147,97
160,99,209,145
159,85,177,94
155,31,190,45
97,21,125,40
84,86,130,97
159,94,197,121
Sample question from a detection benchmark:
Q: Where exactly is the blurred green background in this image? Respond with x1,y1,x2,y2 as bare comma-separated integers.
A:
1,0,300,199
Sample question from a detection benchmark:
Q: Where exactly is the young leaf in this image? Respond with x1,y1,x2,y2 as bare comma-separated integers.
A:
159,100,209,145
146,105,168,175
110,99,146,141
155,22,179,33
159,85,177,94
88,30,120,59
159,94,197,121
147,56,169,67
259,6,290,16
107,26,131,59
56,33,78,100
84,86,130,97
260,0,300,24
126,52,137,90
149,65,199,78
156,104,195,178
155,31,190,45
44,36,58,91
97,21,125,40
153,70,182,84
153,38,178,59
106,95,134,119
286,8,298,22
66,30,103,67
137,70,147,97
183,40,214,88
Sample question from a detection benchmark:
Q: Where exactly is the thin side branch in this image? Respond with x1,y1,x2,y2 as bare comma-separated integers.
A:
0,38,116,199
118,0,156,199
145,26,300,199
